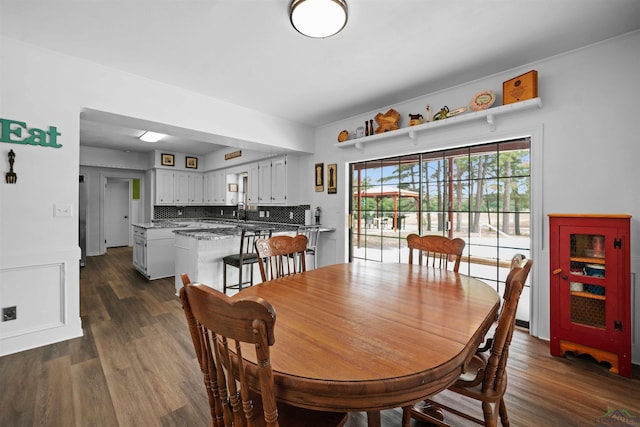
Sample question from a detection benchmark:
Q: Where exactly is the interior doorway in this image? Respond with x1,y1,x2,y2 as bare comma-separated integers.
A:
105,178,131,248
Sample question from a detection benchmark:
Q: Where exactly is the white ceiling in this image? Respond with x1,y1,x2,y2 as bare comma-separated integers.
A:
2,0,640,154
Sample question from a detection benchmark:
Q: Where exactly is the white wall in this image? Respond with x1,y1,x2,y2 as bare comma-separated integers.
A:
0,36,314,356
308,31,640,363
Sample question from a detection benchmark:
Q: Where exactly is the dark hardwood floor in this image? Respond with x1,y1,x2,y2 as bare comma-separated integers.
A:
1,247,638,426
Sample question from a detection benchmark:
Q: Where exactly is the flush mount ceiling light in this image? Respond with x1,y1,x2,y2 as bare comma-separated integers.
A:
139,131,166,142
290,0,348,38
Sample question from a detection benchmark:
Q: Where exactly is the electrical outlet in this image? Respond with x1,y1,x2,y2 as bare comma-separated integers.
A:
54,204,73,217
220,210,224,215
259,211,265,218
290,211,294,220
2,306,17,322
266,211,270,218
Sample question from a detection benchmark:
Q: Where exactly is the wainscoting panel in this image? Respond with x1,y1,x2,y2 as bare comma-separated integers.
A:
0,263,65,339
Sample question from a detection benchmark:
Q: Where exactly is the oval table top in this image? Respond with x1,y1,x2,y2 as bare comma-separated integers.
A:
233,262,500,417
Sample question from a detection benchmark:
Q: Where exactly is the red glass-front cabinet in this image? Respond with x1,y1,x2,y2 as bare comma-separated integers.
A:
549,214,632,377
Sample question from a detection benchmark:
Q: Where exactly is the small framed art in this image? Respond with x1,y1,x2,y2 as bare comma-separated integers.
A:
315,163,324,192
161,153,175,166
186,156,198,169
327,163,337,194
228,183,238,192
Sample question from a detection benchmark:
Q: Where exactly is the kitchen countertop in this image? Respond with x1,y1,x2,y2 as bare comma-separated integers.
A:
173,222,300,241
134,218,334,234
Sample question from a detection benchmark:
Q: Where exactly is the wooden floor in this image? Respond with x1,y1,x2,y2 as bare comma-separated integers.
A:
1,247,639,426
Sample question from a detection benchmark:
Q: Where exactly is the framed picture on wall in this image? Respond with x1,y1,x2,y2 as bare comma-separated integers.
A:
315,162,324,192
161,153,175,166
327,163,337,194
228,183,238,192
186,156,198,169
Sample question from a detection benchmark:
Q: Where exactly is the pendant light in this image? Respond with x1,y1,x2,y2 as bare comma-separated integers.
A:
290,0,348,38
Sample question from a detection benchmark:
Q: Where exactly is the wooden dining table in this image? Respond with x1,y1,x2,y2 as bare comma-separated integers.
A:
233,262,500,427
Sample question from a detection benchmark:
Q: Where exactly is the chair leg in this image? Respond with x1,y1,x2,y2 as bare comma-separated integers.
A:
482,401,498,427
238,263,243,292
223,263,227,294
498,398,510,427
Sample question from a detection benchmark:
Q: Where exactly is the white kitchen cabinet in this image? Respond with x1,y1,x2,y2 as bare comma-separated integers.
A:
247,162,260,205
247,156,287,205
270,157,287,204
258,159,272,204
156,170,202,205
133,227,147,272
174,171,189,205
133,225,178,280
188,173,204,204
204,169,226,205
155,169,175,205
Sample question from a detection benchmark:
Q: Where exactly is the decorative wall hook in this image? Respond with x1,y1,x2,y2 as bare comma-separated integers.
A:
6,149,17,184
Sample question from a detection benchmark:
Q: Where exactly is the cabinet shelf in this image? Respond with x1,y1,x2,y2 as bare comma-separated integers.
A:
570,291,606,301
335,97,542,150
570,256,605,265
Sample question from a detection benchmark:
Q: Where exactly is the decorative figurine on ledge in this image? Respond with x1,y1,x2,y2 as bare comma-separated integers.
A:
337,130,349,142
408,113,423,126
6,149,17,184
374,109,400,134
433,106,450,121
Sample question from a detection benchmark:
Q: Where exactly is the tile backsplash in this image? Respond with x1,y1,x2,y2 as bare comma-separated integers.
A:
154,205,311,225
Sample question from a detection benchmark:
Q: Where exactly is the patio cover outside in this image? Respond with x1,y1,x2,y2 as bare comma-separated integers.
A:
353,186,420,244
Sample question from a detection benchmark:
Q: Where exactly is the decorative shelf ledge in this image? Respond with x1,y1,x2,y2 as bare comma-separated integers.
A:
335,97,543,150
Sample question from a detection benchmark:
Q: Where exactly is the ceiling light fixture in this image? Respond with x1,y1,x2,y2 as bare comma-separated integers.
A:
290,0,348,38
139,131,166,142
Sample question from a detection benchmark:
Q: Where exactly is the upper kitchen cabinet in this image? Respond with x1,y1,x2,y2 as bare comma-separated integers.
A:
204,169,227,205
155,170,197,205
247,162,260,205
156,169,175,205
247,156,287,205
188,173,204,204
174,171,189,204
271,157,287,204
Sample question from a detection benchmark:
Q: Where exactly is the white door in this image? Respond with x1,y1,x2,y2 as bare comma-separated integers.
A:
105,179,130,247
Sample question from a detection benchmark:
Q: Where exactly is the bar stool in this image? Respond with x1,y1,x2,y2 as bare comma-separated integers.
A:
297,225,321,269
222,227,272,293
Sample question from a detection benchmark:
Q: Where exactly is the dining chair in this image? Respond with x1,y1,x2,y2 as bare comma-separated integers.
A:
222,227,272,294
402,264,531,427
255,234,308,282
296,225,321,269
179,276,348,427
407,233,466,272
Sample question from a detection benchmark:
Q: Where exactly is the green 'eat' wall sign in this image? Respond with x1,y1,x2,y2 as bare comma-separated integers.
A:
0,118,62,148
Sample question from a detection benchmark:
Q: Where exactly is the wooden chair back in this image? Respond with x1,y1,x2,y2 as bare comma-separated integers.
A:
255,235,308,282
504,253,533,301
480,266,528,394
179,276,347,427
407,234,466,272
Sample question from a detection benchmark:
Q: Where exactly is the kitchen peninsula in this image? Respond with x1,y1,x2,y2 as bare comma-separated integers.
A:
173,221,299,294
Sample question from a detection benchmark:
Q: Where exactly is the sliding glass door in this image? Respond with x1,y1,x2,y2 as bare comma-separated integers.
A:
349,138,531,325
